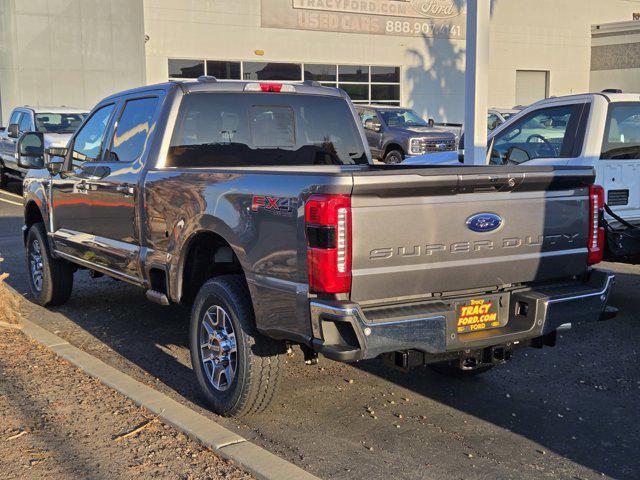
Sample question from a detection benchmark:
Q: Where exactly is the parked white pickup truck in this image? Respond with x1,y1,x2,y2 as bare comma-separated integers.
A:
0,106,88,186
486,92,640,263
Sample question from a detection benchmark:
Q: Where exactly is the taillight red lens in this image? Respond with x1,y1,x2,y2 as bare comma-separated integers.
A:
305,194,352,294
588,184,605,265
260,83,282,92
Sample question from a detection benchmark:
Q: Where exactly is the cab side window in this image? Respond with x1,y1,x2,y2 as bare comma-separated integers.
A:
8,111,22,126
601,103,640,160
18,112,32,132
107,97,159,163
490,104,584,164
487,113,500,131
71,104,115,164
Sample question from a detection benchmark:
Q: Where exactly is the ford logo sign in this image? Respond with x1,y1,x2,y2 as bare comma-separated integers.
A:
466,213,503,233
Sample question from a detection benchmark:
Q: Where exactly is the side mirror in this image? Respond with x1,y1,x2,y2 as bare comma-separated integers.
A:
45,147,68,176
46,157,65,176
364,119,381,132
504,146,531,164
8,123,19,138
428,118,435,127
16,131,45,169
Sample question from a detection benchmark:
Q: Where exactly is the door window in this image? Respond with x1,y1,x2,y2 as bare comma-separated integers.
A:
71,104,115,164
487,113,501,131
490,104,583,164
108,97,159,163
8,111,22,126
601,103,640,160
18,113,32,132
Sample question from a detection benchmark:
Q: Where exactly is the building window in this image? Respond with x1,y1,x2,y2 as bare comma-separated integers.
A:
338,65,369,83
206,60,241,80
168,59,204,79
243,62,302,81
304,64,336,82
168,59,401,105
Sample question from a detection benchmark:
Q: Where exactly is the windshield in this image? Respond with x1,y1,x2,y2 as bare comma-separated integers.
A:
35,113,86,134
168,92,368,167
379,109,428,128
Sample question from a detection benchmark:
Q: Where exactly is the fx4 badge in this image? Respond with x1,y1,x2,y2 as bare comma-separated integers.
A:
251,195,297,215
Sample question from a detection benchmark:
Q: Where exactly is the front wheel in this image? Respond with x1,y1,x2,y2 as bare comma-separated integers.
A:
190,275,285,417
25,223,74,306
384,149,404,164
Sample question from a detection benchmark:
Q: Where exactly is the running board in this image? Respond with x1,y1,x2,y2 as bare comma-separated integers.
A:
146,289,169,306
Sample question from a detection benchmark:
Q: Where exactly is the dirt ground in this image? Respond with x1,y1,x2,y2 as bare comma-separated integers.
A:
0,320,253,480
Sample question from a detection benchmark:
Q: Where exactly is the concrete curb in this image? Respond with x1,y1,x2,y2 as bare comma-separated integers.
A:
6,285,319,480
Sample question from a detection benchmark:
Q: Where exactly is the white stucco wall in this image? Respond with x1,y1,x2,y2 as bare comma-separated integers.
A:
0,0,146,123
143,0,639,124
590,21,640,94
1,0,638,126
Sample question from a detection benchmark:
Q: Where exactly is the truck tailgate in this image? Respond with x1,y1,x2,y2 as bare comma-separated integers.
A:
350,167,593,303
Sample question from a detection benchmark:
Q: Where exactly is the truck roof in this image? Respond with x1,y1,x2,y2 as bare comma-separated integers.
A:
101,78,344,103
21,106,89,114
526,92,640,108
355,104,410,110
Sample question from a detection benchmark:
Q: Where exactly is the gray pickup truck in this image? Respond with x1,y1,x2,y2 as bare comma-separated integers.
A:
355,105,457,163
17,78,614,417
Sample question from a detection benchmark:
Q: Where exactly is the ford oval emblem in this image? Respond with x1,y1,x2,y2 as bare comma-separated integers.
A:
466,213,502,233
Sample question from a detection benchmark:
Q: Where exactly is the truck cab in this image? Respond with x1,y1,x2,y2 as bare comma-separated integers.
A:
486,92,640,263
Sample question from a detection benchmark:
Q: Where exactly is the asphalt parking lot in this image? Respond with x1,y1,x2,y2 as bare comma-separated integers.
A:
1,182,639,480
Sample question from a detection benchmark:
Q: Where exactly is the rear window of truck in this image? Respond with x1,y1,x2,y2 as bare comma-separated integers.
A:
167,92,368,167
601,102,640,160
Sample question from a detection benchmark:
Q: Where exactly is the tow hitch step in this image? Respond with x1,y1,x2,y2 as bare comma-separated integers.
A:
146,289,169,306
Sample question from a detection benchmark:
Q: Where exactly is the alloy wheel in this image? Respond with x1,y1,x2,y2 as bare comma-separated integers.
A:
200,305,237,391
29,239,44,292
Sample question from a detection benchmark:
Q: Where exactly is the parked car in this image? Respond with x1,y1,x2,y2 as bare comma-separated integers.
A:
17,78,614,417
487,107,521,131
458,107,524,154
355,105,457,163
485,91,640,264
0,106,88,186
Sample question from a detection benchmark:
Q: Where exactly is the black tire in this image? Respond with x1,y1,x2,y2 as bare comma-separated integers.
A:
384,149,404,164
0,163,8,188
25,223,74,306
190,275,285,417
429,361,494,378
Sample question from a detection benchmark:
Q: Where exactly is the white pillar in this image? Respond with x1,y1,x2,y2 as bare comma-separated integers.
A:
464,0,490,165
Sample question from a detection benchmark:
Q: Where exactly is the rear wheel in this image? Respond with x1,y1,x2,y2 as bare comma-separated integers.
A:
190,275,285,417
429,361,494,377
25,223,74,306
384,149,404,164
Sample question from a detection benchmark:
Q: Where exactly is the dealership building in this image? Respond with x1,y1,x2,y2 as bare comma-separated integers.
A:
1,0,640,126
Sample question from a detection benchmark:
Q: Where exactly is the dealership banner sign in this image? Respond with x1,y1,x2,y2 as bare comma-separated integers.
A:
261,0,466,38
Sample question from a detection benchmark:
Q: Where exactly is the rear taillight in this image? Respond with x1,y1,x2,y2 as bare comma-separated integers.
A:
243,82,296,93
588,184,605,265
305,194,352,294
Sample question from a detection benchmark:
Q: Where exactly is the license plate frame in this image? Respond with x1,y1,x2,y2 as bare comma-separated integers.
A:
455,295,507,334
